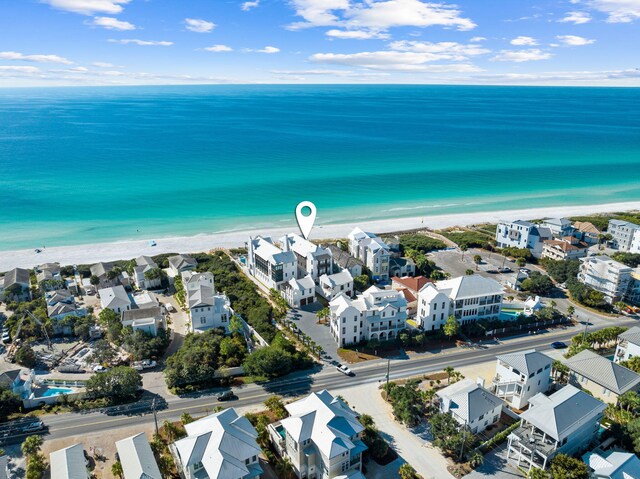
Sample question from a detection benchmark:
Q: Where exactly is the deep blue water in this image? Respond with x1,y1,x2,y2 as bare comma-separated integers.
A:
0,84,639,250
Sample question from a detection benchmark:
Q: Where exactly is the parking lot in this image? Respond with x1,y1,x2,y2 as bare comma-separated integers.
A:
286,303,341,363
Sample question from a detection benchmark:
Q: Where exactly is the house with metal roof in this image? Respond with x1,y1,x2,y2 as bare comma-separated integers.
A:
115,432,162,479
495,220,553,258
280,233,333,282
614,326,640,363
99,285,132,314
282,274,316,308
183,271,233,333
319,269,354,301
170,408,263,479
540,218,575,239
507,385,606,472
121,306,165,336
50,443,89,479
132,255,161,290
437,378,504,434
583,449,640,479
247,235,297,291
491,349,553,410
565,349,640,403
269,390,367,479
416,274,504,331
348,227,391,281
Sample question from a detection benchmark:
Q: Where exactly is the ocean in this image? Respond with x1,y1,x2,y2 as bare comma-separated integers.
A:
1,84,639,251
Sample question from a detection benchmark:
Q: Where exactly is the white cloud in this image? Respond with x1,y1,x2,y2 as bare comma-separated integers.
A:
325,29,390,39
185,18,216,33
241,0,260,11
92,61,115,67
470,36,486,42
107,39,173,46
555,34,595,45
41,0,131,15
92,16,135,30
310,50,482,72
0,51,73,64
68,66,88,72
288,0,476,31
389,40,490,60
0,66,41,73
204,44,233,52
491,49,553,62
588,0,640,23
559,11,592,23
510,36,538,46
257,46,280,54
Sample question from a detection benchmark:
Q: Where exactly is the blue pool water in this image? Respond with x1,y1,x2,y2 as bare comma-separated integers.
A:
500,310,525,321
41,387,73,397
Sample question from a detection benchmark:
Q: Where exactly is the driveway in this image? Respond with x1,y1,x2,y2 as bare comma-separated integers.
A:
286,303,340,362
464,445,524,479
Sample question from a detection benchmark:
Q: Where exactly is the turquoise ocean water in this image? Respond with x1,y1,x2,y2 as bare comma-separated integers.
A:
1,85,639,251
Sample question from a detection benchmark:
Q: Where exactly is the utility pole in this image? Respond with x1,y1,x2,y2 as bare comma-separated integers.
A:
385,359,391,397
582,319,589,342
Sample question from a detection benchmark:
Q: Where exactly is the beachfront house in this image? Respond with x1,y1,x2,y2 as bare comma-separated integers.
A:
268,390,367,479
115,433,162,479
318,269,354,301
170,408,263,479
578,255,633,303
491,349,552,410
506,385,606,472
348,228,391,281
416,275,504,331
132,255,162,290
437,378,504,434
35,262,63,290
247,235,296,290
99,285,132,314
573,221,601,245
389,257,416,278
184,271,233,333
90,261,125,289
495,220,553,258
564,349,640,404
325,245,364,278
0,267,31,301
614,326,640,363
583,450,640,479
50,443,90,479
280,233,333,282
541,237,590,261
329,286,407,346
45,290,86,331
607,219,640,251
121,306,165,336
168,254,197,275
540,218,575,239
282,275,316,308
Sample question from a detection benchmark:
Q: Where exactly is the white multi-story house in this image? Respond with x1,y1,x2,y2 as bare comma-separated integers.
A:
115,433,162,479
183,271,233,333
282,275,316,308
416,275,504,331
540,218,575,238
578,255,633,303
607,219,640,251
122,306,165,336
268,390,367,479
280,233,333,282
99,285,132,314
326,245,364,278
171,408,263,479
329,286,407,346
437,378,503,434
630,229,640,254
614,326,640,363
318,269,354,301
247,236,296,290
491,349,553,410
348,228,391,281
541,237,590,261
495,220,553,258
507,385,606,472
132,255,161,290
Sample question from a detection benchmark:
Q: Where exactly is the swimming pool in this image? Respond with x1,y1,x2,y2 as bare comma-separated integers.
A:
500,310,525,321
41,387,73,397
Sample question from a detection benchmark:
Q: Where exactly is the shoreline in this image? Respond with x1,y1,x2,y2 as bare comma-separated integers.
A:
1,200,639,271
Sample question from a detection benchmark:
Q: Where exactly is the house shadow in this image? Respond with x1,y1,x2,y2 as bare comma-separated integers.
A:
259,371,316,397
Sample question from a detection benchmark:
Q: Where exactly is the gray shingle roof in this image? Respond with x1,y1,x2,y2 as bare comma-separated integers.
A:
565,349,640,395
326,245,364,269
122,306,163,321
497,349,553,376
168,254,197,271
619,326,640,347
90,262,114,278
2,268,30,288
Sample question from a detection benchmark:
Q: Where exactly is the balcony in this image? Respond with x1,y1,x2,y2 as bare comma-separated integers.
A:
510,424,558,459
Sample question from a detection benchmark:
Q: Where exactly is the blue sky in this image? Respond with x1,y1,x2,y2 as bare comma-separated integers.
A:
1,0,639,86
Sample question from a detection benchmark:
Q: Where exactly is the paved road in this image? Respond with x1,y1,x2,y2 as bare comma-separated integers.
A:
30,318,637,444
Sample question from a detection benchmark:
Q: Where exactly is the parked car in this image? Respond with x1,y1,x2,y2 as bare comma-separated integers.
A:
22,421,44,433
2,332,10,343
216,390,234,401
551,341,567,349
337,364,354,376
519,268,531,274
164,303,176,313
487,269,499,274
58,365,84,374
93,365,108,373
499,267,513,273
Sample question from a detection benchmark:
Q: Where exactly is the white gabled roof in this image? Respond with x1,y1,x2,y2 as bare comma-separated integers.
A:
173,408,262,479
288,275,315,291
320,269,353,288
115,433,161,479
50,443,88,479
98,285,131,310
251,236,295,265
432,275,504,300
520,385,606,441
281,233,331,259
497,349,552,376
437,378,503,423
281,390,366,460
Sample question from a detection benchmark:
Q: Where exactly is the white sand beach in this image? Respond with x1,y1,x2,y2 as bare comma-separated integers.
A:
1,201,639,272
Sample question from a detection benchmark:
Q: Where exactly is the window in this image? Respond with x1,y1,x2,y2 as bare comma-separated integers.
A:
353,326,357,332
200,318,206,324
342,317,346,324
194,462,204,471
479,414,484,421
342,327,346,334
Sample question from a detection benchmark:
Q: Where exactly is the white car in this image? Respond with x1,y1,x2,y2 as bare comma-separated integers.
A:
2,332,10,343
337,364,354,376
93,365,108,373
141,359,157,369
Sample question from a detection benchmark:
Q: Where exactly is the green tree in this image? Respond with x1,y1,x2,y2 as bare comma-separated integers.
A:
162,419,180,442
388,380,426,427
527,468,549,479
86,366,142,402
516,257,527,268
358,414,389,460
15,345,36,368
275,456,296,479
399,463,418,479
181,412,194,425
264,395,287,419
354,274,370,292
444,366,455,384
460,245,468,261
89,274,100,289
520,272,554,295
228,315,244,336
111,460,124,479
21,435,43,457
0,388,21,421
443,315,460,340
243,345,293,378
465,269,475,275
567,306,575,316
317,307,330,323
468,450,484,467
549,453,589,479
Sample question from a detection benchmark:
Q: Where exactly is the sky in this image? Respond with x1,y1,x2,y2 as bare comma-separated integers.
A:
1,0,639,87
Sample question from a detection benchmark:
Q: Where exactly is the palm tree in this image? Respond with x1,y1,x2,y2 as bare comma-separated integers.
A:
157,454,175,477
111,461,124,479
444,366,455,384
317,307,330,324
162,419,179,442
181,412,194,425
468,450,484,468
21,435,43,457
473,254,482,270
549,300,557,309
275,456,295,479
399,463,418,479
567,306,575,316
460,245,468,262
